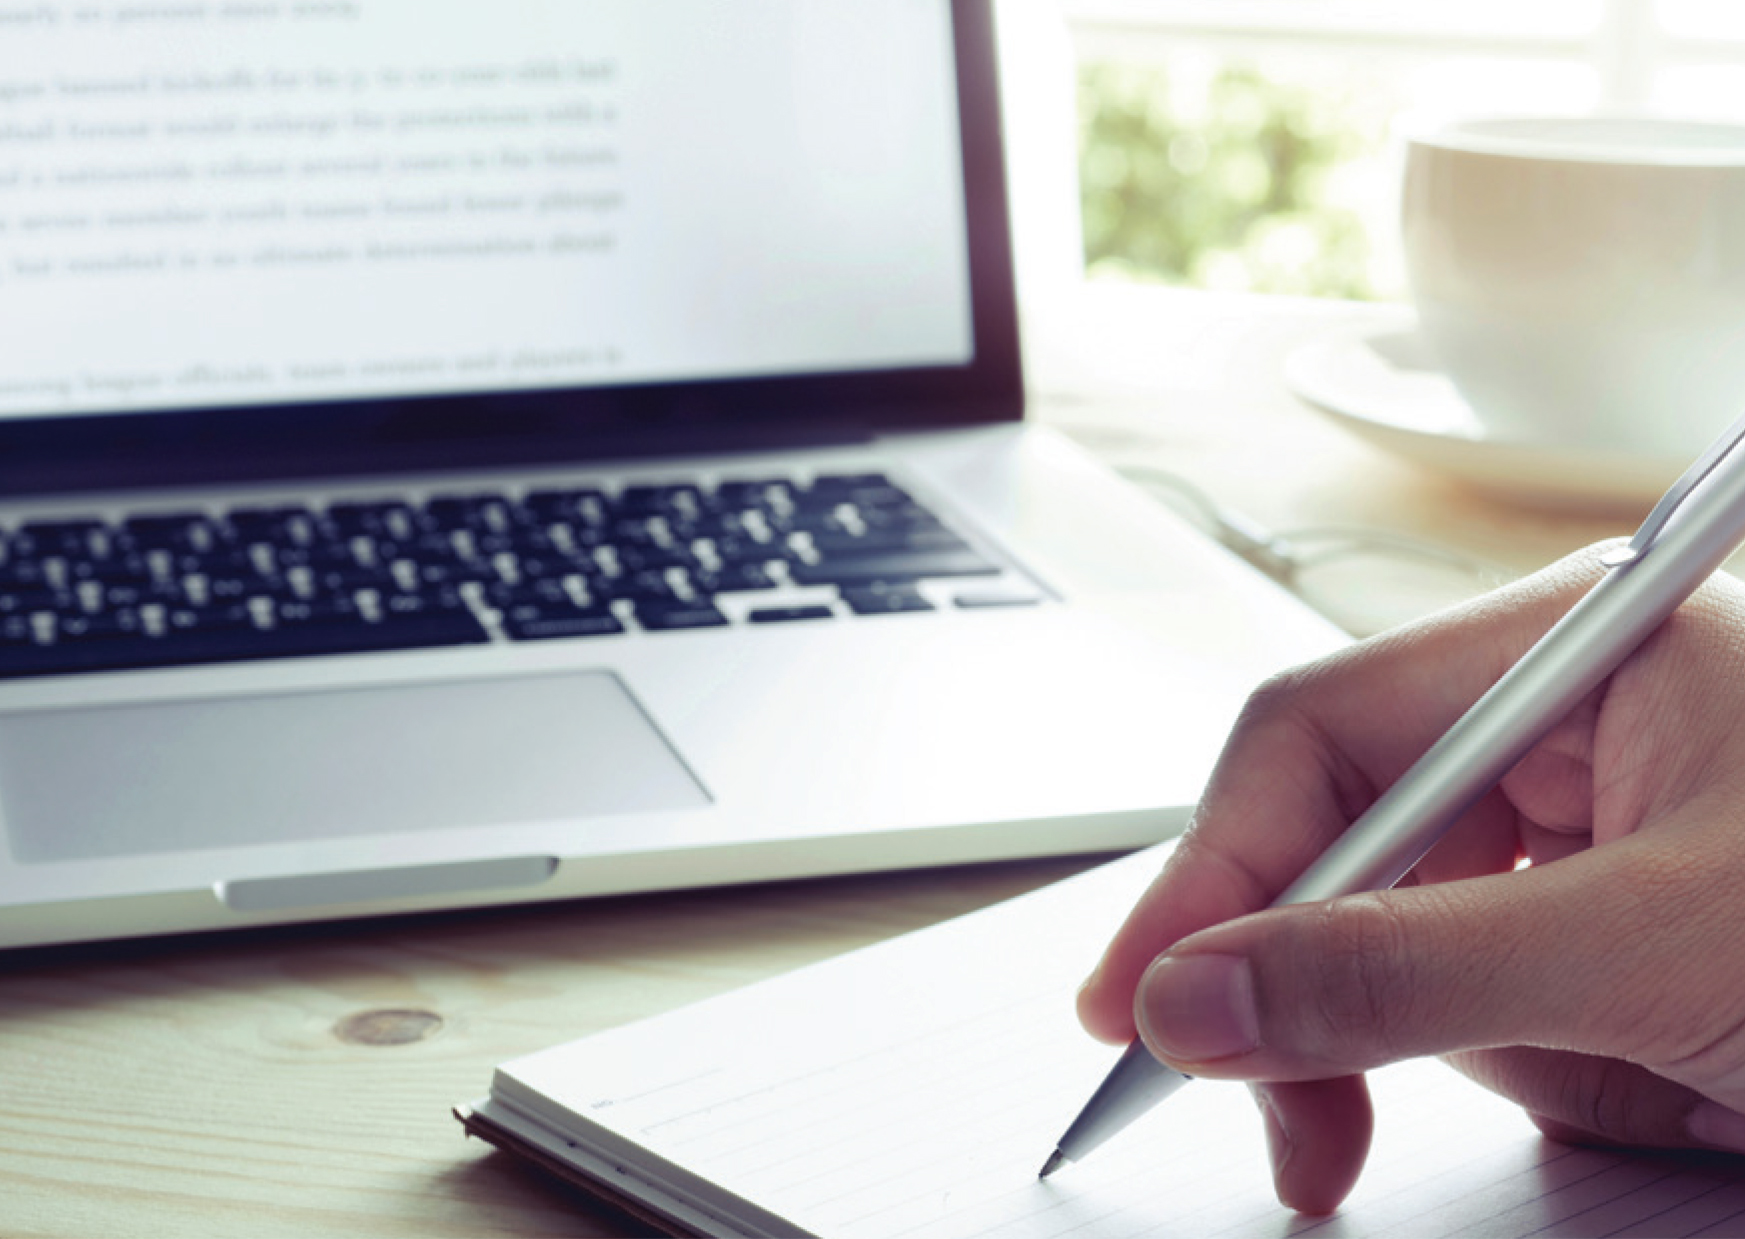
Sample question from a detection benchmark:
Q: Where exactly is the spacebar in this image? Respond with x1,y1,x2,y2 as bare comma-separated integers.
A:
0,613,489,680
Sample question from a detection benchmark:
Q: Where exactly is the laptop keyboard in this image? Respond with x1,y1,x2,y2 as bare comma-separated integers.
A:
0,472,1029,680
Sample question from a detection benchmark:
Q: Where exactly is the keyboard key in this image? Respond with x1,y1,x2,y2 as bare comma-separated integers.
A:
612,484,703,518
789,548,998,587
225,506,317,545
325,501,426,541
613,544,699,575
0,585,69,614
858,503,950,532
311,564,395,593
748,605,834,624
54,610,145,643
112,554,159,588
424,494,527,534
954,589,1042,609
634,600,729,631
376,591,469,622
523,487,609,522
13,519,106,559
708,535,784,566
274,596,365,628
840,584,935,615
800,473,908,505
807,528,968,557
410,559,495,589
502,552,577,581
603,569,686,605
122,513,226,553
164,603,259,638
500,604,624,641
90,581,172,612
693,562,776,593
711,478,794,510
488,576,586,607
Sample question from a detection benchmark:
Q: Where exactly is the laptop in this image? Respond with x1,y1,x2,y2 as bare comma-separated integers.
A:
0,0,1346,948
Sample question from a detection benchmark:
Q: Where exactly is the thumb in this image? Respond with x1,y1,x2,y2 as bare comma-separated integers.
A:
1131,840,1725,1084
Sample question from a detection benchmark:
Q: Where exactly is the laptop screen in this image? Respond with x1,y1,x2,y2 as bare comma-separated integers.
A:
2,1,975,421
0,0,1018,492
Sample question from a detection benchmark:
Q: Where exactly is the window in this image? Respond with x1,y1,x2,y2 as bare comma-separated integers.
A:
1065,0,1745,299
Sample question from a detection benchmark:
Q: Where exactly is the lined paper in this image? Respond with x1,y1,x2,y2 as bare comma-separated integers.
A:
488,849,1745,1237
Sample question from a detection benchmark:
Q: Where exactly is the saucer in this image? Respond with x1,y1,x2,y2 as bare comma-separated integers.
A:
1283,321,1685,511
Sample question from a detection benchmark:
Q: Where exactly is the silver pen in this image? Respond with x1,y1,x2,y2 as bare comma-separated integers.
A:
1041,409,1745,1179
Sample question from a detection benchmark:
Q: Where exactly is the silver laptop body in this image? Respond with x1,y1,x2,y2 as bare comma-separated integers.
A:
0,0,1345,947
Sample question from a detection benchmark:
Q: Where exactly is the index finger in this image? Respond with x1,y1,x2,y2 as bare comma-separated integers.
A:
1077,547,1613,1044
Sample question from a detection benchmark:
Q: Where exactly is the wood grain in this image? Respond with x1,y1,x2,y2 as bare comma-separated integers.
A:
0,858,1100,1238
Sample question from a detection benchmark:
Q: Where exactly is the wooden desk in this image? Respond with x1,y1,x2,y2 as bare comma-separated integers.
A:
0,287,1640,1237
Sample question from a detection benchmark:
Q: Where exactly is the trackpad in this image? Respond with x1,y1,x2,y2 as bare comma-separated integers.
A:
0,671,709,863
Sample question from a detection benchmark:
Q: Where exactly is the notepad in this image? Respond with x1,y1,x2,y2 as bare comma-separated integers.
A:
457,848,1745,1238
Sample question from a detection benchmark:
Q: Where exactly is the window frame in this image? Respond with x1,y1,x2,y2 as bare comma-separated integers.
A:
1059,0,1745,111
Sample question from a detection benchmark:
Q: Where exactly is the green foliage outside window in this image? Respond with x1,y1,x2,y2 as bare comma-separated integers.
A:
1078,60,1398,300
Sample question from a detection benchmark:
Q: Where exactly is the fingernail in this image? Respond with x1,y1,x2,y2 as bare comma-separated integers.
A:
1136,952,1261,1063
1688,1102,1745,1154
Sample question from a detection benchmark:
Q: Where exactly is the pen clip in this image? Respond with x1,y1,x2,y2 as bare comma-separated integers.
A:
1600,410,1745,569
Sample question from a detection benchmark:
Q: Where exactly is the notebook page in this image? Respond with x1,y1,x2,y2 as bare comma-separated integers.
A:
492,849,1745,1238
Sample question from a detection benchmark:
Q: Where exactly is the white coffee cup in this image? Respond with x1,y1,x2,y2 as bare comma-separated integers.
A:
1401,116,1745,460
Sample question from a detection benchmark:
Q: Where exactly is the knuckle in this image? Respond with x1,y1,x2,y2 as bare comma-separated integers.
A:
1289,895,1428,1068
1230,666,1318,738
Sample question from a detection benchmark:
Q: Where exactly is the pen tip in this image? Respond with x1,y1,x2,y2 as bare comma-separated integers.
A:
1038,1149,1067,1179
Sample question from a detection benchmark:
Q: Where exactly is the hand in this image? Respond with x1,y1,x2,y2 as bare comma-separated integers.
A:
1078,544,1745,1214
